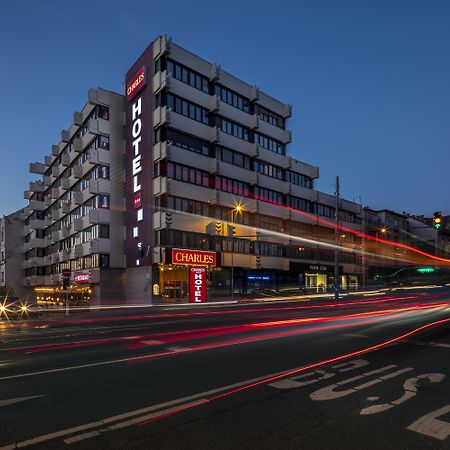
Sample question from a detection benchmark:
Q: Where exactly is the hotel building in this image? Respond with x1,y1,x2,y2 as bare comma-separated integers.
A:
125,36,364,303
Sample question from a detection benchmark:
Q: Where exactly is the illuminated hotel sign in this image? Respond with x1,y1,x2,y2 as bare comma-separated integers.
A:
189,267,207,303
126,66,146,101
172,249,217,266
74,273,90,283
125,61,152,268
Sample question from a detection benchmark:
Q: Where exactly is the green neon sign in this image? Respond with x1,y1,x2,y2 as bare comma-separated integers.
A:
416,267,436,274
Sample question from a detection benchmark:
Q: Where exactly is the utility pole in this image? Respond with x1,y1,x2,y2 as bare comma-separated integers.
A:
334,176,340,301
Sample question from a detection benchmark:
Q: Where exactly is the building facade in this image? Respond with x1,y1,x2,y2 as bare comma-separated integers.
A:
124,36,364,304
23,88,126,306
0,209,26,298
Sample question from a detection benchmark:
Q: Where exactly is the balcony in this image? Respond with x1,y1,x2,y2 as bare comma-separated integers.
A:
72,163,90,179
74,242,90,258
88,148,110,165
24,190,31,200
89,208,111,224
89,238,110,253
22,224,30,236
23,257,46,269
52,144,60,156
61,177,71,190
51,166,61,177
51,209,62,221
23,238,46,252
89,179,110,195
152,70,170,94
51,187,64,199
44,155,54,166
74,215,89,232
60,247,74,261
29,219,46,230
74,132,95,153
87,118,110,136
61,154,70,166
30,181,46,193
61,129,70,143
29,199,46,211
62,223,73,238
73,190,92,205
62,200,73,214
43,175,53,186
30,162,47,175
73,111,83,126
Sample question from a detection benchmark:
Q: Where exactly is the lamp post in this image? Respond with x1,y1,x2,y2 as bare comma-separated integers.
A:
375,227,387,280
230,203,244,300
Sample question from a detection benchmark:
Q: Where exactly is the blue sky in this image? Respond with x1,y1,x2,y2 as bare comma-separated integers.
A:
1,0,449,217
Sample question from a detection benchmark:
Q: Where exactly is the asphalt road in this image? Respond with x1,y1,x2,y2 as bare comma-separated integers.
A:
0,286,450,449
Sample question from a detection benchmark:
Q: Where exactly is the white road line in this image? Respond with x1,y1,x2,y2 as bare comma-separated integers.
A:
0,395,43,408
0,370,288,449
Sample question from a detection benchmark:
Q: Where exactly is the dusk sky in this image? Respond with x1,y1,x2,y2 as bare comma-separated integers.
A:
1,0,449,217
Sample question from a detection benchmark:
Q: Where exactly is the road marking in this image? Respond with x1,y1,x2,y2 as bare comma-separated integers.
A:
310,365,414,401
0,395,43,408
408,404,450,440
360,373,445,415
0,370,287,449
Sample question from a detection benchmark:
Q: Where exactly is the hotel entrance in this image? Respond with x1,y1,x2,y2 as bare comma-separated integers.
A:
158,248,220,303
304,273,328,292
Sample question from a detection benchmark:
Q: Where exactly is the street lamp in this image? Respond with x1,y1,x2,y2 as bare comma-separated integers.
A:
230,202,244,299
375,227,388,280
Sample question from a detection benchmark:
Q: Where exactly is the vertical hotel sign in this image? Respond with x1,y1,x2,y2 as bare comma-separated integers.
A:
125,63,152,267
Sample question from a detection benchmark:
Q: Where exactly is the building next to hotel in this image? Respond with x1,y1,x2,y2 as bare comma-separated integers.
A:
22,89,126,305
20,35,443,305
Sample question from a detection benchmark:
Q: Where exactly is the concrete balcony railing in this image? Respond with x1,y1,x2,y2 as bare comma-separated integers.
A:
88,148,110,165
89,238,110,253
43,175,53,187
74,242,90,258
62,200,73,214
51,187,64,200
29,219,46,230
89,179,110,195
61,154,70,166
44,155,54,166
29,181,46,193
23,238,46,252
62,223,73,238
24,190,31,200
22,224,30,236
29,162,47,175
72,162,91,179
74,132,95,153
61,129,70,143
51,209,62,221
73,190,92,206
61,177,71,191
29,199,46,211
51,166,61,177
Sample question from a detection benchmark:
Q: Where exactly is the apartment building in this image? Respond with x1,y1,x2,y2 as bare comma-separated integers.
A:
0,209,27,298
125,36,364,303
23,88,125,306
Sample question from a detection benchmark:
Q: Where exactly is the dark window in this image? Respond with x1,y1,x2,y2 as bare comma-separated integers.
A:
97,105,109,120
256,105,283,128
218,147,250,169
255,133,283,154
254,160,284,180
288,171,313,189
254,187,283,204
166,59,210,93
215,176,249,196
219,118,249,141
166,93,209,125
166,129,209,156
214,85,250,113
96,135,110,150
167,162,209,188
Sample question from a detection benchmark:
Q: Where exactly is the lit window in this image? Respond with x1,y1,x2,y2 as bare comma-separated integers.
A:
133,227,139,238
136,259,140,266
137,209,143,221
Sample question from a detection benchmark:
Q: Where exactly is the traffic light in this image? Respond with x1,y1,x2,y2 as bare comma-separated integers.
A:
433,211,442,230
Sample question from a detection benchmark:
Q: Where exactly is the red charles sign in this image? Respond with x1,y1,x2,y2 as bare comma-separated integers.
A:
189,267,207,303
172,249,216,266
126,66,146,101
74,273,90,283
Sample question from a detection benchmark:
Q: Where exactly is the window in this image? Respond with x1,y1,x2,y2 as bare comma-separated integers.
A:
166,93,209,125
167,196,210,217
96,135,110,150
166,59,209,93
254,160,284,180
137,209,143,221
99,254,109,268
254,187,283,204
288,171,313,189
166,129,209,156
218,147,250,169
255,133,283,154
166,162,210,188
316,204,335,218
256,105,283,128
219,118,249,141
133,227,139,238
214,85,250,113
286,195,312,212
97,105,109,120
215,176,249,196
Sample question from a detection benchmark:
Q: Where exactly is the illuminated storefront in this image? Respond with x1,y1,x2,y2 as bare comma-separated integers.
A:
157,248,221,303
34,285,92,306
